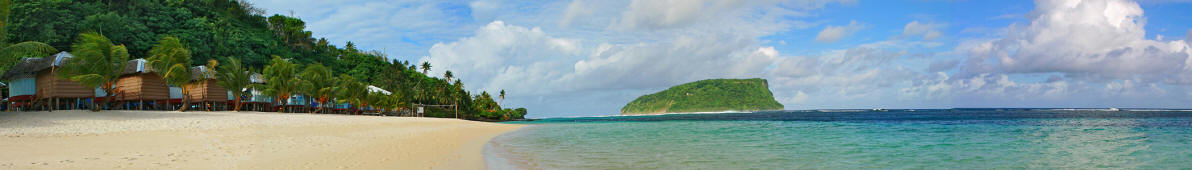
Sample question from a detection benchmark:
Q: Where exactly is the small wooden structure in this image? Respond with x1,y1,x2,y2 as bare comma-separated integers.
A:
114,58,171,110
280,94,309,112
1,57,43,111
184,66,228,111
243,73,273,111
0,52,101,111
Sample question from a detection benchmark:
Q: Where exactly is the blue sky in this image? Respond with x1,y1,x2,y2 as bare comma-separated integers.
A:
247,0,1192,118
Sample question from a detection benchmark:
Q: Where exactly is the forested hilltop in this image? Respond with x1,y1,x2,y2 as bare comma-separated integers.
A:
0,0,525,120
621,78,783,115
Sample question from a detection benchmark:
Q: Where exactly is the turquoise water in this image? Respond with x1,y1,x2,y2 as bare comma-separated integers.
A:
486,110,1192,169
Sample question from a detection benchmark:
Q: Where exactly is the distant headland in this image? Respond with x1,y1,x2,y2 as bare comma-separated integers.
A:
620,78,784,115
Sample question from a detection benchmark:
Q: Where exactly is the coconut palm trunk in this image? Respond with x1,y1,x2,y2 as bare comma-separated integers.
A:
232,95,243,111
178,89,190,112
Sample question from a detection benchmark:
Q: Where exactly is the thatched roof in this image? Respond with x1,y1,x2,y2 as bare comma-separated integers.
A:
1,58,43,80
1,52,72,80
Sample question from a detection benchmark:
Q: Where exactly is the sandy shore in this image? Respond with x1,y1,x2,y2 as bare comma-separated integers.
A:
0,110,523,169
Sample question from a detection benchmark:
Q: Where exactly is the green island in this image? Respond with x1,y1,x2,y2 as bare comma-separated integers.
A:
621,78,783,115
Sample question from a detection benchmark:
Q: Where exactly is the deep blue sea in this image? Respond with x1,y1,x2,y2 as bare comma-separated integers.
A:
485,109,1192,169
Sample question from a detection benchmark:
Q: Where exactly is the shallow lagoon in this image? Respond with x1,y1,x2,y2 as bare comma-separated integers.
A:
488,110,1192,169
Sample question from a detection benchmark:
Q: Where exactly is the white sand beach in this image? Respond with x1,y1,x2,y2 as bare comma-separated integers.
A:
0,110,523,169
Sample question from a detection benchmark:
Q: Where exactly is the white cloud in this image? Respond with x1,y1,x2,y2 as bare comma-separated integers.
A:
815,20,865,43
904,0,1192,108
423,21,780,116
902,21,943,40
764,41,924,108
957,0,1192,84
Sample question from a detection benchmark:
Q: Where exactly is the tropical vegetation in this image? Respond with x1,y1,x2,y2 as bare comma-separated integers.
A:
146,35,192,111
0,0,526,120
0,0,56,98
57,32,128,111
215,57,253,111
298,63,334,113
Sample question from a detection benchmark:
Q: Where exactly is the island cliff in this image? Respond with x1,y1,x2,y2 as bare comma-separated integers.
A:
621,78,784,115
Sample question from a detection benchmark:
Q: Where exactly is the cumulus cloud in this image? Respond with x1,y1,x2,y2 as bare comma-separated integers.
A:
425,21,779,94
421,0,863,116
815,20,865,43
902,21,943,40
422,21,781,116
765,42,922,107
957,0,1192,84
906,0,1192,107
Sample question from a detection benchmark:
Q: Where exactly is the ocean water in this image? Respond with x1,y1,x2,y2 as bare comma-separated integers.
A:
485,109,1192,169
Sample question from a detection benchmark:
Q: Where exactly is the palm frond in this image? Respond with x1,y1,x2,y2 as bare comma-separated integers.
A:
0,41,58,75
59,32,127,95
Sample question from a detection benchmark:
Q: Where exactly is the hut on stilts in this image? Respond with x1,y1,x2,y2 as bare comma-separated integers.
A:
244,73,273,112
114,58,171,110
185,66,228,111
2,58,44,111
0,52,100,111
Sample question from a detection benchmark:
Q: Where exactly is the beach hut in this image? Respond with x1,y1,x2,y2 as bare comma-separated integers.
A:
282,94,310,112
114,59,171,110
184,66,228,111
35,52,96,105
0,52,98,110
244,73,273,111
1,57,43,111
333,102,352,114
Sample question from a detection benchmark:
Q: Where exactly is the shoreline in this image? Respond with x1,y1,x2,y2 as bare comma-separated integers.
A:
0,110,523,169
483,125,539,170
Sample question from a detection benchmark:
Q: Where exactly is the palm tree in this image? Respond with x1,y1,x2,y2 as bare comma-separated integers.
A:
499,89,506,106
335,75,366,115
58,32,129,111
263,56,298,113
388,92,407,115
444,70,453,82
147,35,192,111
215,57,253,111
365,91,384,114
299,63,334,113
454,79,463,90
420,61,431,75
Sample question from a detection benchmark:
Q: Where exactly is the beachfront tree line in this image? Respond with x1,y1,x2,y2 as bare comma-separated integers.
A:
0,0,527,120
